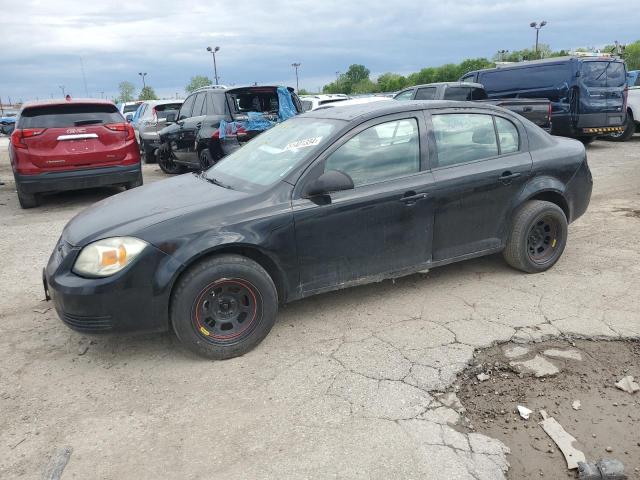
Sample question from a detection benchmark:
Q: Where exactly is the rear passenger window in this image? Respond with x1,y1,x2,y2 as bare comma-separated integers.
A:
443,87,472,101
192,93,206,117
432,114,498,167
325,118,420,187
415,88,437,100
495,117,519,154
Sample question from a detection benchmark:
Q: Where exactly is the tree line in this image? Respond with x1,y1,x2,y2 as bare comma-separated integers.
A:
113,40,640,101
320,40,640,95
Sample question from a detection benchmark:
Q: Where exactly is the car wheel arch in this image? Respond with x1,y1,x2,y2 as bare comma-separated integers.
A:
167,244,288,328
510,176,570,224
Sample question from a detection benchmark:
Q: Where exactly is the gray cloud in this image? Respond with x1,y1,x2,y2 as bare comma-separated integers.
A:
1,0,638,101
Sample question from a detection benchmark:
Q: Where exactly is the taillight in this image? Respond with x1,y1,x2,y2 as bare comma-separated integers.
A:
10,128,46,149
547,102,552,125
105,123,135,141
623,86,628,112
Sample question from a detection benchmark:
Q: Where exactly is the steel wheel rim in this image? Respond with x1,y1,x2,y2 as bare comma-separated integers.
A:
527,215,560,264
192,279,261,343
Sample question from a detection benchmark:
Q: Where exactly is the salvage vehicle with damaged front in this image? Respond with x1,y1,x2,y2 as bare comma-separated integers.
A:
156,85,301,174
44,101,592,359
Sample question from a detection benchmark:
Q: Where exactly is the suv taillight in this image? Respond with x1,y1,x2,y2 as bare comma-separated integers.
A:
623,86,628,112
10,128,46,149
105,123,135,141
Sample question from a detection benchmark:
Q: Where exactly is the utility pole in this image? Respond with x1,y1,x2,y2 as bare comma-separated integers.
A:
530,21,547,57
80,56,89,97
291,62,301,92
58,85,65,97
0,96,4,116
206,46,221,85
138,72,147,89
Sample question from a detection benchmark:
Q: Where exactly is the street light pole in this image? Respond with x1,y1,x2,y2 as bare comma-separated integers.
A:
498,50,509,62
206,46,221,85
529,21,547,57
59,85,66,97
291,62,301,92
138,72,147,89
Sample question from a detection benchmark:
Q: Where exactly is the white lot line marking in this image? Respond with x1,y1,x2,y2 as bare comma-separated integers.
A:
539,416,586,470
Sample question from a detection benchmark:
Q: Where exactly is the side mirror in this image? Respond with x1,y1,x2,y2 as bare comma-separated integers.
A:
305,170,354,197
165,113,176,124
125,114,133,122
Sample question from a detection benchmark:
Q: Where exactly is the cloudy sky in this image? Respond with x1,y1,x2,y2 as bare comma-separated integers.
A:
1,0,638,102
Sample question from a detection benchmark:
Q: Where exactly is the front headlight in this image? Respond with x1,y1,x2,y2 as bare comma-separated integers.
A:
73,237,148,277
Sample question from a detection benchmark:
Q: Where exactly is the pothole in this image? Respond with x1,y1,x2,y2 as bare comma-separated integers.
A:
455,339,640,479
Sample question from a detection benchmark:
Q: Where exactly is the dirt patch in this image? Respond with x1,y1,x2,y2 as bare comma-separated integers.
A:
612,207,640,218
456,340,640,479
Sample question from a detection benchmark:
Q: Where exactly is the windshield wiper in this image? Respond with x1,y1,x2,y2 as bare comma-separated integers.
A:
74,119,103,126
202,174,233,190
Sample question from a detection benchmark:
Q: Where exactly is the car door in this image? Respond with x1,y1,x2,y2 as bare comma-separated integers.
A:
292,114,435,295
172,93,205,164
427,111,532,261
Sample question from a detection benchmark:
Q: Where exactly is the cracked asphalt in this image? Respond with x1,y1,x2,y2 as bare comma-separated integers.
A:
1,135,639,479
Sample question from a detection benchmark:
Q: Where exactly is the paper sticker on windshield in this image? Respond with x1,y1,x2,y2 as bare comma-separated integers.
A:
284,137,322,151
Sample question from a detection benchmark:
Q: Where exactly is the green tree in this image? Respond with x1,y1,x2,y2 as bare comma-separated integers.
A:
623,40,640,70
351,78,378,94
297,88,313,95
344,64,370,86
376,73,408,92
138,86,158,101
116,81,135,103
185,75,213,93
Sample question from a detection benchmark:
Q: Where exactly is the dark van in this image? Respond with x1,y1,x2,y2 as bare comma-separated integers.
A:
460,57,628,141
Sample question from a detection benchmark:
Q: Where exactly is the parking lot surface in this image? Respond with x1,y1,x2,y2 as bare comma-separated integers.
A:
1,135,639,479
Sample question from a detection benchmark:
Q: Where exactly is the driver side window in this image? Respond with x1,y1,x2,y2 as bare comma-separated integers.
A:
324,118,420,188
179,95,196,120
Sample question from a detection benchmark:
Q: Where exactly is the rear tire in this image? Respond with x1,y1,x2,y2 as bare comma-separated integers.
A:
602,112,635,142
16,184,40,209
503,200,568,273
171,254,278,360
125,172,143,190
577,136,595,145
140,139,157,163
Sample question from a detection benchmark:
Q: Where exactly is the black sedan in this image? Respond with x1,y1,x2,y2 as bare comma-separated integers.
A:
44,101,592,359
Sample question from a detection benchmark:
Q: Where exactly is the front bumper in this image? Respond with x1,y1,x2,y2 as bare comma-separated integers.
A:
44,238,182,334
16,164,141,194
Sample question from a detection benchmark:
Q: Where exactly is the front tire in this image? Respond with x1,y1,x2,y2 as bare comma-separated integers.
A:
503,200,568,273
158,145,186,175
171,254,278,360
199,148,215,171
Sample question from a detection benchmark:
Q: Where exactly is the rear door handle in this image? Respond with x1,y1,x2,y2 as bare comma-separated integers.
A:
522,106,533,112
498,171,521,184
400,192,429,204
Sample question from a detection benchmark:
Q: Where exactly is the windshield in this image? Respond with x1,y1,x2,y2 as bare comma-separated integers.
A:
205,117,342,189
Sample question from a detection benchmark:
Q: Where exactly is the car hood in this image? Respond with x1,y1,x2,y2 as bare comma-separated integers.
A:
63,173,247,246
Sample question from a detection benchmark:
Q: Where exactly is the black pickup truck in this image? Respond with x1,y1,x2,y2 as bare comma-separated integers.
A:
394,82,551,131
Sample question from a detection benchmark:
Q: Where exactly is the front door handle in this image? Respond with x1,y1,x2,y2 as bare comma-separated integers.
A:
498,171,521,184
400,192,429,204
196,122,202,129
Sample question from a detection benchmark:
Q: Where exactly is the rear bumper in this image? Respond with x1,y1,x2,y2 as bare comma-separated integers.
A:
15,164,141,194
566,159,593,223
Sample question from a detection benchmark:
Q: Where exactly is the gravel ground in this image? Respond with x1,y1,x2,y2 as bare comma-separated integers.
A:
457,339,640,479
0,134,639,479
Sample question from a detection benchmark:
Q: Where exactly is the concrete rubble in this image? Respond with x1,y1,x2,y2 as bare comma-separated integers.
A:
614,376,639,394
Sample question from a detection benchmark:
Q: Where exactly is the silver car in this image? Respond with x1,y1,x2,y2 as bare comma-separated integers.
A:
135,99,183,162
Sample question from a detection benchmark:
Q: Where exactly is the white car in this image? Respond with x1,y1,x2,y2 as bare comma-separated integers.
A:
118,101,143,122
608,75,640,141
300,94,349,111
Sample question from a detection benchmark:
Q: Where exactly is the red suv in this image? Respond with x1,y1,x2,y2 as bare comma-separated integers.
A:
9,99,142,208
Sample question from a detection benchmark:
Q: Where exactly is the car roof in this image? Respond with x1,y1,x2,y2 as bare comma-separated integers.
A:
21,98,117,110
142,99,184,106
303,100,510,121
404,82,484,89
